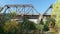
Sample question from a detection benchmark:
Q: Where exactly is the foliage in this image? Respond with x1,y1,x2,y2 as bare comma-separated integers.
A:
20,16,36,31
43,17,55,31
9,12,17,18
0,11,18,34
51,0,60,28
4,20,19,34
3,16,37,34
0,10,37,34
36,24,44,30
0,14,8,33
43,17,49,31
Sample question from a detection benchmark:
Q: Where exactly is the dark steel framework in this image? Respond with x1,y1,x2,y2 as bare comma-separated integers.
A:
0,4,53,19
43,4,52,15
0,4,40,15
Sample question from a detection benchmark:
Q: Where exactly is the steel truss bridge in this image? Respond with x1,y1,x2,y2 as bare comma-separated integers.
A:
0,4,52,19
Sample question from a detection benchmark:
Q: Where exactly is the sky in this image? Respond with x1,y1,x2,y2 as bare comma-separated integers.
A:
0,0,56,14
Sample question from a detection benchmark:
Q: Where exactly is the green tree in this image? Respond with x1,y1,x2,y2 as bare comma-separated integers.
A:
51,0,60,29
0,11,18,34
2,12,37,34
4,20,19,34
0,14,8,34
19,16,36,32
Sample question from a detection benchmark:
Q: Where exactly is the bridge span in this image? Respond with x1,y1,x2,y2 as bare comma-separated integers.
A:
0,4,52,24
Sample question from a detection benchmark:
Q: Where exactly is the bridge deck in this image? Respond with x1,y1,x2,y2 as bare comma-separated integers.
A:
0,14,51,19
13,15,51,19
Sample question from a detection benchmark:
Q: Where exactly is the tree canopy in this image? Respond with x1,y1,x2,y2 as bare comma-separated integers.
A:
51,0,60,28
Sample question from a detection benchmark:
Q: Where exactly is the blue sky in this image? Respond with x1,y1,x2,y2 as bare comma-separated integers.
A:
0,0,56,14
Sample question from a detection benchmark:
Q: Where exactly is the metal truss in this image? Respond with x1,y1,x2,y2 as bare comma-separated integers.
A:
0,4,40,15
